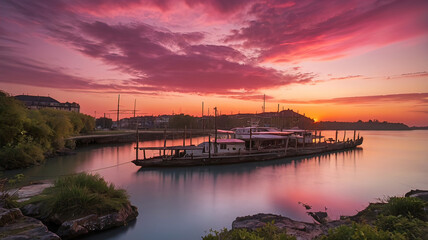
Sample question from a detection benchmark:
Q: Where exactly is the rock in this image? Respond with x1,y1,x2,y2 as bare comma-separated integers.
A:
405,189,428,202
20,202,43,217
56,203,138,239
7,182,53,203
0,207,59,240
0,208,23,227
232,213,332,240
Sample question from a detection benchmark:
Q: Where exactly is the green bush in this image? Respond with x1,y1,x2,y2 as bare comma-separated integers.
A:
0,91,94,169
29,173,129,220
202,222,296,240
320,223,405,240
0,142,45,169
385,197,426,220
376,215,428,240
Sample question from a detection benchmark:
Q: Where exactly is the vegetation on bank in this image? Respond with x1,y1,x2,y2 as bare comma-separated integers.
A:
0,91,94,170
203,196,428,240
25,173,129,220
203,222,296,240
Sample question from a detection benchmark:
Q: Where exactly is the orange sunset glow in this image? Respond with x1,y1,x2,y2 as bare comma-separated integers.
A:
1,0,427,126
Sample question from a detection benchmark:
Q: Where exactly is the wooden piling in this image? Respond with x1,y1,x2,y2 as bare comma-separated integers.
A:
315,130,317,143
249,128,252,153
343,130,346,142
183,125,186,146
335,130,338,142
136,125,139,160
208,135,211,159
285,137,289,154
302,132,305,149
353,130,356,141
163,128,167,158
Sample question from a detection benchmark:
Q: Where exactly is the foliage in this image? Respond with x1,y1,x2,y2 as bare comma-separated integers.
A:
0,141,45,169
169,114,197,129
385,197,426,220
202,222,296,240
0,91,94,169
0,174,25,208
320,223,406,240
27,173,129,220
376,215,428,240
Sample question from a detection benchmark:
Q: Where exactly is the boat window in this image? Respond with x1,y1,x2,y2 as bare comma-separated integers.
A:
220,144,227,149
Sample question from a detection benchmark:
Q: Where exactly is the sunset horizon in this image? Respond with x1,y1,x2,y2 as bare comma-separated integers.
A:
1,0,427,126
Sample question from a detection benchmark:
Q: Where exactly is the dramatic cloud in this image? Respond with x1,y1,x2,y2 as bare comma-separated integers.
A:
277,93,428,105
225,0,428,62
0,0,316,97
0,0,427,101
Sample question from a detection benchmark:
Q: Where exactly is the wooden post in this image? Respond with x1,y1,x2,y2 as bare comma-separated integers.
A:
208,135,211,159
302,132,305,149
214,107,217,154
143,149,146,160
249,128,252,153
314,131,317,144
335,130,338,142
295,136,298,149
357,132,360,140
183,125,186,146
353,130,356,141
117,94,120,129
319,131,322,143
163,128,167,158
202,101,204,134
343,130,346,142
190,127,192,145
136,120,139,160
285,137,289,154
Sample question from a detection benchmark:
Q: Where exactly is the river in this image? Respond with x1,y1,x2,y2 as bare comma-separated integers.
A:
5,130,428,240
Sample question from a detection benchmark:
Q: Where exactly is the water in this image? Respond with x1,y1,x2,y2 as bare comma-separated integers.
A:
5,131,428,240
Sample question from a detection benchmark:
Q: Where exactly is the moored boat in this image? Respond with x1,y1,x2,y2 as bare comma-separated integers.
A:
132,129,363,168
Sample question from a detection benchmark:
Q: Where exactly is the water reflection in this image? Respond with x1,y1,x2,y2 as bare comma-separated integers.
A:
5,131,428,240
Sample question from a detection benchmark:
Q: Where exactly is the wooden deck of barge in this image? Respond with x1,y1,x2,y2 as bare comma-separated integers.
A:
132,137,363,168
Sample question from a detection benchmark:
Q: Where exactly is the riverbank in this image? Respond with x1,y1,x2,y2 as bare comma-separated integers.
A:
209,190,428,240
1,174,138,239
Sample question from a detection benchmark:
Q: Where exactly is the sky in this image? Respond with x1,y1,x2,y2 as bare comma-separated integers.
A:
0,0,427,126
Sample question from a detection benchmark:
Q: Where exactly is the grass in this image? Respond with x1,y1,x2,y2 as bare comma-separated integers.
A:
385,197,426,220
202,222,296,240
324,196,428,240
26,173,129,220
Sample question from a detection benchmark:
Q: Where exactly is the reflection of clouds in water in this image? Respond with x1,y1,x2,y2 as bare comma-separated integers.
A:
8,131,428,240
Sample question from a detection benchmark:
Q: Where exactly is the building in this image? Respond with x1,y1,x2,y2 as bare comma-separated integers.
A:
14,95,80,113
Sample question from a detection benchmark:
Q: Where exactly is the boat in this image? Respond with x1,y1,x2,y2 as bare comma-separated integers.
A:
131,128,363,168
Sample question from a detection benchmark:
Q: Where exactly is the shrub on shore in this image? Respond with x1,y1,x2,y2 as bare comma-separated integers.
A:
27,173,129,220
202,222,296,240
0,91,94,170
322,196,428,240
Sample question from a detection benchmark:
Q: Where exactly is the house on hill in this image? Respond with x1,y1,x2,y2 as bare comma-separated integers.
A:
14,95,80,113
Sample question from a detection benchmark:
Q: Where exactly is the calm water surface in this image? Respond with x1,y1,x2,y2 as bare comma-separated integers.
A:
6,131,428,240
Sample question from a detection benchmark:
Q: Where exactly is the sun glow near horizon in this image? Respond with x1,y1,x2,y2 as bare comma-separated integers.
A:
0,0,427,126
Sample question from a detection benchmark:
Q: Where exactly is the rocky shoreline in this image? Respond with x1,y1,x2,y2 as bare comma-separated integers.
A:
2,181,138,240
231,190,428,240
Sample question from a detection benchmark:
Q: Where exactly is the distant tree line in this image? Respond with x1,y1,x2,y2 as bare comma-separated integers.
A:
0,91,94,170
311,120,410,130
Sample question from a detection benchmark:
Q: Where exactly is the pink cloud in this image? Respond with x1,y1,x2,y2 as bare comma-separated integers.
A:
277,93,428,105
0,1,316,96
225,0,428,62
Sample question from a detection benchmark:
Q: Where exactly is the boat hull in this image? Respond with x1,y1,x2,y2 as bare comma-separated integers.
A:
132,138,363,168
